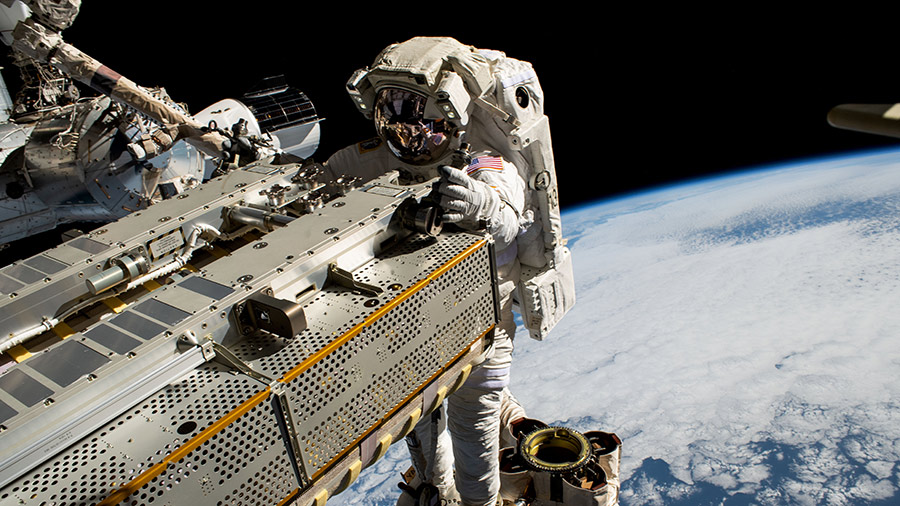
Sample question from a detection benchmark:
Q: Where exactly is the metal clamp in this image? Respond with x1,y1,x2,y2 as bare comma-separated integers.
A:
327,263,384,297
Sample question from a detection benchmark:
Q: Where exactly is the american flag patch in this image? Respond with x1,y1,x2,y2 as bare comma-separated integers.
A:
467,156,504,175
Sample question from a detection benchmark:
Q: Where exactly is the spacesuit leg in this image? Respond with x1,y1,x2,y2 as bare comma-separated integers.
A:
447,287,517,506
447,384,503,506
406,388,525,505
405,405,457,500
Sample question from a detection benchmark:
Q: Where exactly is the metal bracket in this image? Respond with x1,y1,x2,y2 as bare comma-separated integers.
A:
178,330,217,362
271,384,309,490
210,342,275,385
178,330,273,384
327,263,384,297
199,340,215,362
233,293,308,339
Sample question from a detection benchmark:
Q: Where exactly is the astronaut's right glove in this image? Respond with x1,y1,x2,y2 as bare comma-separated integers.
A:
437,165,500,227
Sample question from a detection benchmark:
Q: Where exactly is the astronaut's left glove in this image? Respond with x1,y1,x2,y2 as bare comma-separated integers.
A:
437,165,500,227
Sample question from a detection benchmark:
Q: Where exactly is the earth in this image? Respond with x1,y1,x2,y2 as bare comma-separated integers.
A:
332,148,900,506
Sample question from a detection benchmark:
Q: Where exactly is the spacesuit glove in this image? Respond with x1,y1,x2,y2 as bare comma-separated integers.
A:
437,165,499,226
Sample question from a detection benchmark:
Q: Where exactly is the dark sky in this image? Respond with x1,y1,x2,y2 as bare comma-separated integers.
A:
18,5,900,209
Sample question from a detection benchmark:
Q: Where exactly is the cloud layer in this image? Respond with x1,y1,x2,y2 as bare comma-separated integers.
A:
333,150,900,505
515,151,900,505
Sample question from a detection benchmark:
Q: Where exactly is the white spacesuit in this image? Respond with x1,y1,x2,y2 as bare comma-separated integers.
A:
322,37,534,506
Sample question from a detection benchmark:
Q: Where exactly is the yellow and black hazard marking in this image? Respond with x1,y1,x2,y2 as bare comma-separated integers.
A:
147,228,186,262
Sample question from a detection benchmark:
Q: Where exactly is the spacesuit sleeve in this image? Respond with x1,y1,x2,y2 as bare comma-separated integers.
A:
322,139,393,184
465,156,525,253
322,145,353,182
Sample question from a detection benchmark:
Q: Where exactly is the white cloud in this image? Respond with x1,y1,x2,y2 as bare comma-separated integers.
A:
513,150,900,504
332,150,900,504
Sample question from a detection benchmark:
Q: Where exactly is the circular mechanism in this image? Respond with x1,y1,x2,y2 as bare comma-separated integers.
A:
291,163,322,189
531,170,552,191
515,86,530,108
518,426,592,473
412,204,442,237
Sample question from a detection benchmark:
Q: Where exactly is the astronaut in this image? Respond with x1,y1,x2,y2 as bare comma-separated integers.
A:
323,37,531,506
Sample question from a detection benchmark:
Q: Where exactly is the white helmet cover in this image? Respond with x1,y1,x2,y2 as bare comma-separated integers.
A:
346,37,496,164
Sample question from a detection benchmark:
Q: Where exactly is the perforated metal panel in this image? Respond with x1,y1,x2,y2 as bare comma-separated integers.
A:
116,393,296,506
0,364,288,506
256,232,496,480
0,230,497,506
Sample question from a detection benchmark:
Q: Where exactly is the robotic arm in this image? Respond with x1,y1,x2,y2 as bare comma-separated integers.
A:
0,0,230,158
0,0,79,39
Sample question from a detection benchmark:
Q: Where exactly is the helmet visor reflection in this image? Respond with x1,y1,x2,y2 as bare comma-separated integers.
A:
373,88,455,165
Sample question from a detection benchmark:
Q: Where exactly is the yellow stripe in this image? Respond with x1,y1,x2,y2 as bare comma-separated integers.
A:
97,236,490,504
142,279,162,291
183,263,200,273
98,388,271,505
427,239,485,280
96,462,168,506
102,297,127,313
311,326,492,481
280,239,486,384
276,489,300,506
168,388,271,462
366,278,430,324
7,345,31,362
52,322,75,340
281,325,363,383
280,275,433,383
208,246,229,259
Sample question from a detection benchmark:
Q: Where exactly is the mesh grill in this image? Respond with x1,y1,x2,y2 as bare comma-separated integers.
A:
0,232,495,505
141,367,218,418
284,236,495,477
168,376,260,438
0,365,296,506
118,399,293,506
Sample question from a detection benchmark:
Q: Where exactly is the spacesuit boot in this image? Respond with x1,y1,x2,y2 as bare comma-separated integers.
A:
402,406,459,505
400,389,528,506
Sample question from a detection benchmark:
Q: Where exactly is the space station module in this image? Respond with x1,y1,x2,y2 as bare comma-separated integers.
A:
0,0,320,248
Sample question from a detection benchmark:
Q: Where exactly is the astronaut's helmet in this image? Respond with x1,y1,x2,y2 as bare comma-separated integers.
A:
373,87,458,166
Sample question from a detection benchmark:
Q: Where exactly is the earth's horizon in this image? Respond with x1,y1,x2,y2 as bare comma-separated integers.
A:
333,147,900,506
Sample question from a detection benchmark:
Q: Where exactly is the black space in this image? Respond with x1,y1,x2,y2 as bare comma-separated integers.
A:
6,5,900,209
